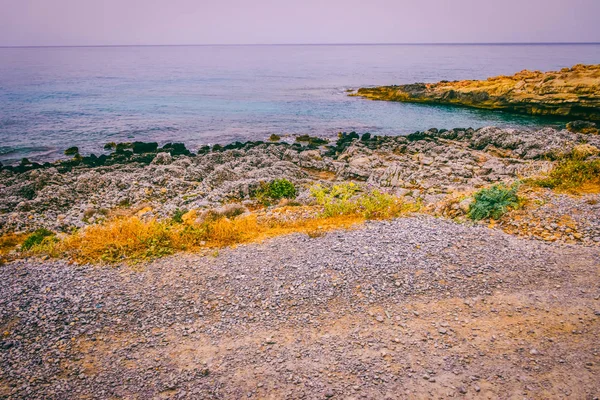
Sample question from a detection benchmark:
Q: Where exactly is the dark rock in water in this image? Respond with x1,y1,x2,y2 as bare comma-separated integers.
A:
295,134,312,143
115,143,133,153
64,146,79,156
112,150,133,161
132,142,159,154
566,120,599,134
323,131,361,158
136,154,156,165
407,131,433,142
296,135,329,146
162,143,191,156
223,141,246,151
197,145,211,155
82,154,98,166
341,132,360,142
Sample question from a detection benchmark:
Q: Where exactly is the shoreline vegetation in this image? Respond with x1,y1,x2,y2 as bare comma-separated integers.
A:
1,124,599,264
351,64,600,121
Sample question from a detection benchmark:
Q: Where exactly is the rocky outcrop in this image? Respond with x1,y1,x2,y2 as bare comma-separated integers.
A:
1,127,599,234
352,64,600,121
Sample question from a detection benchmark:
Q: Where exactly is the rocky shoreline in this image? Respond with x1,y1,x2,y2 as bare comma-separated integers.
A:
1,125,599,245
2,126,600,398
352,64,600,121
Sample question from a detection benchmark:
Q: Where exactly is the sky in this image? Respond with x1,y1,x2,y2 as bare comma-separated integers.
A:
1,0,599,46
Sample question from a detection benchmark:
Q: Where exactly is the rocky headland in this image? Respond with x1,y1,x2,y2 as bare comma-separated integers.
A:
352,64,600,121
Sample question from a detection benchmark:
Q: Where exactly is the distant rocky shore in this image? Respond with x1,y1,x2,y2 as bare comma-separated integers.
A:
352,64,600,121
2,125,599,244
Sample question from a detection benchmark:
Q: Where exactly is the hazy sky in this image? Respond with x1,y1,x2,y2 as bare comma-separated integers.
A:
1,0,599,46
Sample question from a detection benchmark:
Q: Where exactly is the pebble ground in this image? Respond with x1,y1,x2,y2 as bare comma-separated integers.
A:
1,216,599,399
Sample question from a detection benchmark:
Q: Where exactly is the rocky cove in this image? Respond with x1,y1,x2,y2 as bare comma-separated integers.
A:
1,125,600,245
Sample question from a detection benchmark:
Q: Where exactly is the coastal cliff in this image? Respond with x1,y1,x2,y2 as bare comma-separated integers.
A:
352,64,600,121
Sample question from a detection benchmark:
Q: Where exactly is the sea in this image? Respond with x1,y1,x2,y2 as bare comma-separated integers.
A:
1,43,599,164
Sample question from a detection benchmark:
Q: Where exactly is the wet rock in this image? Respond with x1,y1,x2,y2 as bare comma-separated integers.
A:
64,147,79,156
132,142,158,154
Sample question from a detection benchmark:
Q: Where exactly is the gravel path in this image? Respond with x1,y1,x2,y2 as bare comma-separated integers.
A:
1,216,599,399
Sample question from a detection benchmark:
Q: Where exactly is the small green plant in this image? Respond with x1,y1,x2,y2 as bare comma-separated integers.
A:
172,208,188,223
268,134,281,142
253,179,297,204
22,228,55,251
468,183,520,220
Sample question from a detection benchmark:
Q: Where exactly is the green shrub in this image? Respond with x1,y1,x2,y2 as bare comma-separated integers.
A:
468,183,520,220
253,179,297,205
268,134,281,142
267,179,297,199
22,228,55,250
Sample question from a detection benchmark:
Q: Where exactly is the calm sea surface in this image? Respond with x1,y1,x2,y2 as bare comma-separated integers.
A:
1,44,599,164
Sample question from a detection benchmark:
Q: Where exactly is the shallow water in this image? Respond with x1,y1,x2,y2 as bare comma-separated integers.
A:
1,44,599,164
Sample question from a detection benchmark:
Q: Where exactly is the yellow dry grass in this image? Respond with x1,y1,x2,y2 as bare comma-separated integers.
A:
42,212,363,264
32,189,418,265
0,233,27,264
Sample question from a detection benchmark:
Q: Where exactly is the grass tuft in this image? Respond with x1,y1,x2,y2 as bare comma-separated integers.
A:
310,182,410,219
531,158,600,194
0,233,27,264
22,228,56,250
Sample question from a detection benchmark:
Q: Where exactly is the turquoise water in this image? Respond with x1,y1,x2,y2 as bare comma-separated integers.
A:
1,44,599,164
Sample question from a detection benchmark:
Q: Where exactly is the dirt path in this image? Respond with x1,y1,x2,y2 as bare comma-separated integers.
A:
1,216,599,399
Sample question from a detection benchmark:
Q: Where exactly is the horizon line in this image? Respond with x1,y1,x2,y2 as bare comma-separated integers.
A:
1,41,600,49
